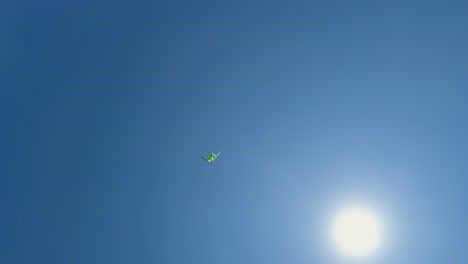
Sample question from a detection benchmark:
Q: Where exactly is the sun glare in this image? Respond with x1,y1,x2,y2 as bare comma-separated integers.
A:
332,207,382,258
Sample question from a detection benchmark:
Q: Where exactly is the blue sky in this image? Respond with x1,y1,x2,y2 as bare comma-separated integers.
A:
2,1,468,263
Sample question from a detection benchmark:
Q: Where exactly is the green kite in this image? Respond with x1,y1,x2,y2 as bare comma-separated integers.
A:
201,151,221,163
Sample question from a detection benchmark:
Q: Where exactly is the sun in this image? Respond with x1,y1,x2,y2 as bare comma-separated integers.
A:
332,207,382,258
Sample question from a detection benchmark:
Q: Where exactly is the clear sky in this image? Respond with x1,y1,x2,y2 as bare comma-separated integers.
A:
2,1,468,263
